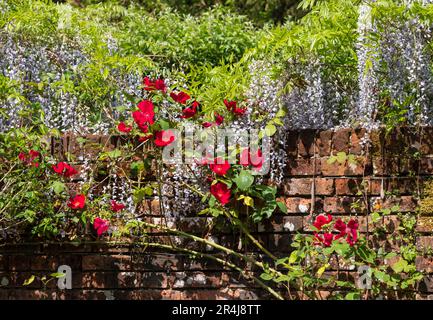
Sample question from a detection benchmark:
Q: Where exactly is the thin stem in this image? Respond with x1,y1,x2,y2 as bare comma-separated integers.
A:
143,242,284,300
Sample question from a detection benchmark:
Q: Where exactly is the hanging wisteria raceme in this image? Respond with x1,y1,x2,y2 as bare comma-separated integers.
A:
379,0,433,125
352,3,381,130
0,29,143,134
282,59,332,129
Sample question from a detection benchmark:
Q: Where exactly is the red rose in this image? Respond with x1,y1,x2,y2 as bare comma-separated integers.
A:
240,148,263,171
29,150,40,159
19,150,40,167
224,99,237,112
110,200,125,212
137,100,155,124
210,182,231,205
181,102,198,119
117,122,132,133
313,214,333,231
334,218,358,246
202,122,213,128
93,217,110,236
68,194,86,210
170,91,190,104
52,162,78,178
314,232,334,247
215,113,224,126
224,99,246,115
18,152,26,162
209,157,231,176
233,106,247,116
154,130,176,147
132,111,150,133
143,77,166,92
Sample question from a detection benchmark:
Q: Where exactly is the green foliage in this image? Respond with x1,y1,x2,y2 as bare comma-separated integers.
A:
79,0,304,26
119,6,260,68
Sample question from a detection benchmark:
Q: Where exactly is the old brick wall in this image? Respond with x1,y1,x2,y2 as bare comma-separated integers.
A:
2,127,433,299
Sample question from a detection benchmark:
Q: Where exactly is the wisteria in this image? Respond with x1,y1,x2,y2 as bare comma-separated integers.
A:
0,31,142,134
3,0,433,222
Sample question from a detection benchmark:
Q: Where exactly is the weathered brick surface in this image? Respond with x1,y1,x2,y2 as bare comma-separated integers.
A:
3,128,433,299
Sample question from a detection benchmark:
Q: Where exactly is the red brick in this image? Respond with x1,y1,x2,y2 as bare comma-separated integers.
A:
372,157,399,175
286,158,321,176
267,234,292,252
372,196,417,212
131,254,181,271
369,128,386,156
420,275,433,293
417,236,433,251
8,255,31,271
30,256,58,271
221,272,258,288
298,129,317,157
323,197,366,214
177,217,212,233
82,255,132,271
420,158,433,174
399,158,419,175
316,130,332,156
283,178,334,196
335,178,364,195
332,129,350,153
51,136,68,161
258,216,303,232
417,217,433,233
285,130,299,156
170,272,221,288
277,197,323,213
420,128,433,156
321,156,366,176
350,128,366,155
416,256,433,273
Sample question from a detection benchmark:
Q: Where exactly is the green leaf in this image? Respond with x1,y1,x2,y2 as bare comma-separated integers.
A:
209,195,216,207
336,152,347,163
260,273,273,281
384,252,397,260
107,149,122,159
391,258,409,273
198,208,209,215
144,186,153,196
327,156,337,164
317,264,329,277
233,170,254,191
158,119,170,130
23,275,35,286
242,196,254,207
277,201,287,213
51,181,66,195
50,272,66,278
356,244,376,263
275,108,286,118
133,188,146,203
265,124,277,137
371,211,381,223
345,292,360,300
289,250,298,264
